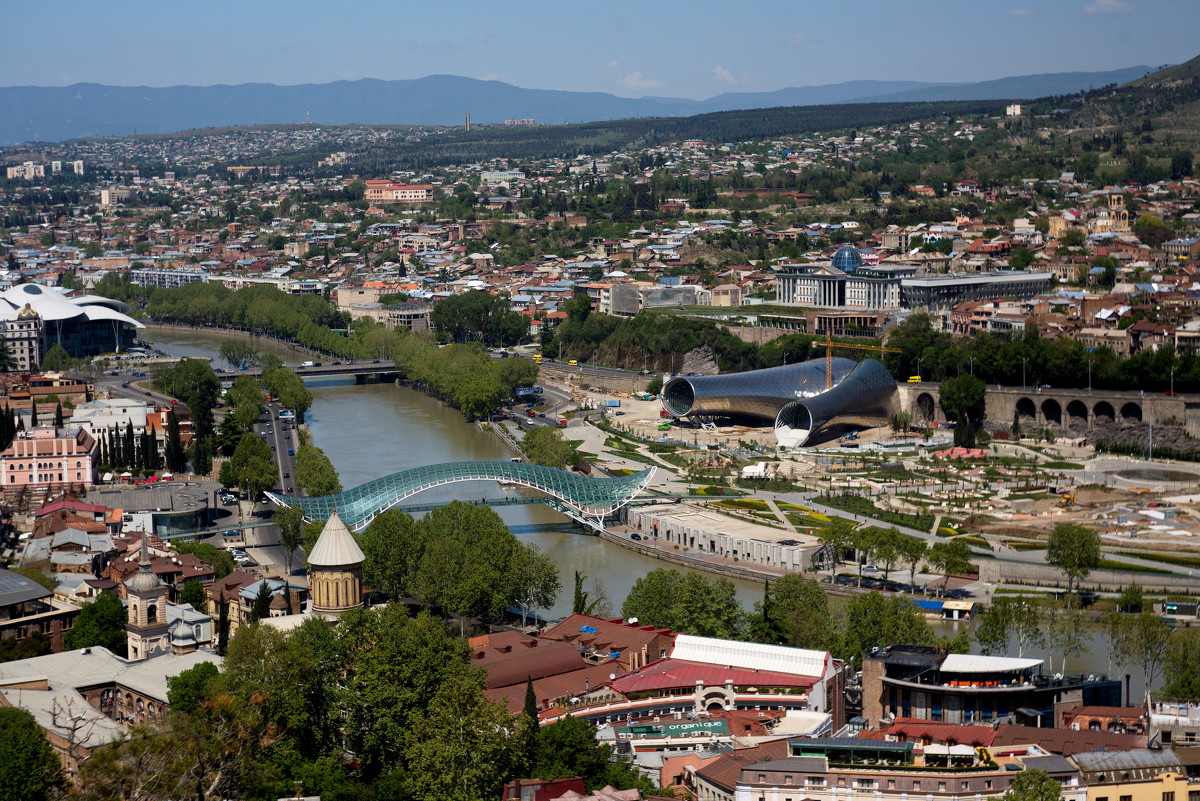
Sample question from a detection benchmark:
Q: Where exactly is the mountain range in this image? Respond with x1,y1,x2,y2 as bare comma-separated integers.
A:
0,65,1160,145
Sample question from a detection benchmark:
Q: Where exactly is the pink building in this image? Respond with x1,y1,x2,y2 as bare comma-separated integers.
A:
0,427,98,491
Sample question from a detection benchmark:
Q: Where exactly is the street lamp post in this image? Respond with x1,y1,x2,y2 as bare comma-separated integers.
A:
917,357,923,381
968,356,975,375
1088,359,1093,392
1171,366,1176,395
1022,357,1028,391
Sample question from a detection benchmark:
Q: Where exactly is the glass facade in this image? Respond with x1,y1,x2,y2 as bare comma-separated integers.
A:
661,357,899,447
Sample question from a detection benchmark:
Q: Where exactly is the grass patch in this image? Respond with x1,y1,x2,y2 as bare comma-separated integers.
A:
958,536,993,550
1042,461,1085,470
1004,541,1047,551
1113,551,1200,569
819,493,937,532
776,501,812,511
714,499,770,511
1097,558,1172,574
693,485,740,496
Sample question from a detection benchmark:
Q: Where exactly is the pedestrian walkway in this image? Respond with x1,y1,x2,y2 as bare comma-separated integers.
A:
762,497,798,532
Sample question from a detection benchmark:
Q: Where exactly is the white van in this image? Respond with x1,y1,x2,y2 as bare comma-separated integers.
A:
300,360,315,367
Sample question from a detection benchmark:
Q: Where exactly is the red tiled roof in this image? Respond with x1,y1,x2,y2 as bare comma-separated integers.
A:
35,499,106,517
487,662,620,715
609,659,817,696
885,717,996,747
992,724,1145,755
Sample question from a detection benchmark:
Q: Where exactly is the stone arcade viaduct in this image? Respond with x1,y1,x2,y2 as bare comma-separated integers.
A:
896,382,1200,437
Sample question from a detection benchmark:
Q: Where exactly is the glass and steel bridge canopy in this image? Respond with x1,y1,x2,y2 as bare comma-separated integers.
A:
266,460,656,532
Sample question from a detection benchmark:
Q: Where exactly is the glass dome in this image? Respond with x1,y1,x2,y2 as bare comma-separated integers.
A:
830,244,863,273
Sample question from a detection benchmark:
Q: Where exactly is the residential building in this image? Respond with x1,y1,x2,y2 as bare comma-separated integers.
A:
0,426,98,492
6,161,46,179
129,265,210,289
0,567,81,653
0,303,46,371
363,180,435,203
0,646,220,784
69,398,153,439
720,739,1083,801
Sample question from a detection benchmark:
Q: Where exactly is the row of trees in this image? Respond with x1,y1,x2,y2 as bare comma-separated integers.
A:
621,570,970,666
358,502,561,630
95,422,161,474
395,337,539,419
69,605,649,801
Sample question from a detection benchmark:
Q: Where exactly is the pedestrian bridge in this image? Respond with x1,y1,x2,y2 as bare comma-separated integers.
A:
265,461,656,532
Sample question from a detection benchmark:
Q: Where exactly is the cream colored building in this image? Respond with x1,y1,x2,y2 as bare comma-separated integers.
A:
307,510,364,617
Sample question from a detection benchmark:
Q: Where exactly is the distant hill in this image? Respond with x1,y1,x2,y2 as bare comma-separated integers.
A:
0,65,1163,145
1125,54,1200,86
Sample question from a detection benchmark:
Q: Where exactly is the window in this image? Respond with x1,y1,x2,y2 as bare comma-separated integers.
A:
805,778,825,787
1121,795,1133,801
783,776,793,785
757,775,765,783
985,781,993,791
938,782,947,792
1187,792,1199,801
887,780,896,790
912,782,920,792
1164,793,1176,801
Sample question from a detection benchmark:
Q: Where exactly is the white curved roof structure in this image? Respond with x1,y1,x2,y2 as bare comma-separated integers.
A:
0,284,143,328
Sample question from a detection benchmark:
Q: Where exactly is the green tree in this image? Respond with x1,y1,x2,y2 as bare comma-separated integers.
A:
273,505,305,581
178,577,207,613
249,583,272,623
53,402,63,428
164,409,187,473
1117,583,1144,613
1111,611,1171,700
404,671,518,801
359,509,426,600
1001,769,1065,801
926,539,972,596
1163,629,1200,699
431,290,529,346
836,591,934,665
621,568,682,628
975,597,1045,657
1046,522,1101,594
64,590,127,653
507,542,561,627
771,574,832,651
166,660,220,715
219,339,261,369
39,342,74,372
817,521,854,578
523,426,575,469
173,541,236,579
293,444,343,497
938,373,986,447
897,535,927,593
0,707,64,801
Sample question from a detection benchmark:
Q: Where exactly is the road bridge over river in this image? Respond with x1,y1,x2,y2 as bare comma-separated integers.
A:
217,361,400,385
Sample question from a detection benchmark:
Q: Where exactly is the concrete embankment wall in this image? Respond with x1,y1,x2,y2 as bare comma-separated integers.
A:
539,366,648,395
977,558,1200,593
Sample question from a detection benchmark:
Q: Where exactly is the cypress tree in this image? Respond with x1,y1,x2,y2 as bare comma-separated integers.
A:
250,582,272,622
29,402,37,427
53,402,63,428
216,597,229,656
165,410,184,473
124,422,135,470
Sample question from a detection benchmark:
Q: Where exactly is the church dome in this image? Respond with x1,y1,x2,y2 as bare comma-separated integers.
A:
169,618,196,645
831,245,864,273
17,303,39,319
126,563,163,593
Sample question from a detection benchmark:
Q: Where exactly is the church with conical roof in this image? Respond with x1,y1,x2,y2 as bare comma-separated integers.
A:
306,510,365,617
125,545,169,659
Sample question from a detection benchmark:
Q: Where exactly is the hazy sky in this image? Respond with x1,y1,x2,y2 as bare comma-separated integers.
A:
6,0,1198,98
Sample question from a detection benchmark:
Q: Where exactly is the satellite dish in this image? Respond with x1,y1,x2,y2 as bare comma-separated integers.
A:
610,673,616,680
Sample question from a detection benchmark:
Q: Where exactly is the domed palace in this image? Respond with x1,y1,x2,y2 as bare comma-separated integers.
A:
777,244,909,310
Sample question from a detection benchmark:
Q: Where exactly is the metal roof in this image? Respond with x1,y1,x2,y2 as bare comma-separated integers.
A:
673,634,829,679
940,654,1042,673
306,510,365,567
0,569,53,606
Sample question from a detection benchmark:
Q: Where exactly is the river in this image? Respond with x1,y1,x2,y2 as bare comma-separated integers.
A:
145,327,1150,694
145,325,767,618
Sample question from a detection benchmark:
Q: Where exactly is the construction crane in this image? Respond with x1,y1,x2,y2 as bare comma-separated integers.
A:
819,332,901,389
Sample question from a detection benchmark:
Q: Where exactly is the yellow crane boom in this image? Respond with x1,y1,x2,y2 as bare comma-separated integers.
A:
820,333,901,389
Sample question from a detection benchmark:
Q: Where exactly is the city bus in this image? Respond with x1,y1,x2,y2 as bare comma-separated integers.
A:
531,354,543,364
